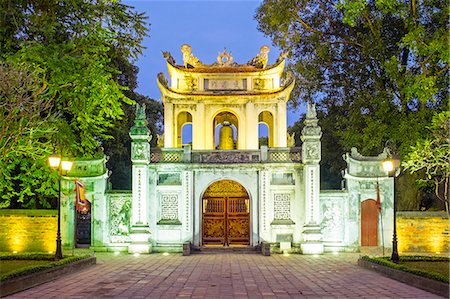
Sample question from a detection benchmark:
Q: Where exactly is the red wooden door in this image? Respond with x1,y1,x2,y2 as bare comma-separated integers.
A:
361,199,378,246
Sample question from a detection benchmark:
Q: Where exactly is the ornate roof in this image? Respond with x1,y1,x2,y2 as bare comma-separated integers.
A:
162,44,287,73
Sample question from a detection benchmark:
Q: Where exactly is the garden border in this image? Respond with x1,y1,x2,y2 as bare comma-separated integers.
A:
358,258,448,298
0,256,96,297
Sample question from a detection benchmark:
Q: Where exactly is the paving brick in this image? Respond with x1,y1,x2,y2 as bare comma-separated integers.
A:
3,252,444,298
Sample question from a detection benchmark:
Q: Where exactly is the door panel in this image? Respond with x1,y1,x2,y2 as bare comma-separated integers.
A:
202,197,226,245
227,198,249,245
361,199,378,246
202,197,250,246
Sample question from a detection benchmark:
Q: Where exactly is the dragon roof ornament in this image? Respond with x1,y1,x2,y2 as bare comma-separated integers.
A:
161,44,285,71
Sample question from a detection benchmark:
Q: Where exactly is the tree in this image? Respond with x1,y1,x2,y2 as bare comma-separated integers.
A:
403,111,450,215
103,93,163,190
256,0,448,203
0,61,59,208
255,0,448,156
0,1,149,208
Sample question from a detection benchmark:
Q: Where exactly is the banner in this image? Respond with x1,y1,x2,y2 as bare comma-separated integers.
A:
376,179,382,213
74,179,88,212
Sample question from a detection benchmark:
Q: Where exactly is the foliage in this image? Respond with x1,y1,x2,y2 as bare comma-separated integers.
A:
103,93,163,190
0,62,59,208
256,0,448,201
0,1,149,207
402,111,450,215
360,255,449,283
288,112,345,189
0,62,57,161
255,0,448,157
0,254,93,282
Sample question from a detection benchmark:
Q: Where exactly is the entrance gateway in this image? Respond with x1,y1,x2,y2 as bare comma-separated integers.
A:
202,180,250,246
59,45,395,255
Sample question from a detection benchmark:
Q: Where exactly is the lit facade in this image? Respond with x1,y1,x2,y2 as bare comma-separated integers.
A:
60,45,395,254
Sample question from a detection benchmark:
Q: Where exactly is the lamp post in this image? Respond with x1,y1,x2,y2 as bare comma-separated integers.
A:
48,154,73,260
383,156,400,263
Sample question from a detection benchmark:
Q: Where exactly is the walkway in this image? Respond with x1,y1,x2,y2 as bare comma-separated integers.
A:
5,252,442,298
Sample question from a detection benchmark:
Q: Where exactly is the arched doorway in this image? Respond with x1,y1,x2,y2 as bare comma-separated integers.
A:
361,199,378,246
258,111,273,147
76,200,91,247
202,180,250,246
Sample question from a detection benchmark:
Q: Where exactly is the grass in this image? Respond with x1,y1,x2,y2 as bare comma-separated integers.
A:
361,255,449,283
0,253,93,282
402,260,449,277
0,260,50,275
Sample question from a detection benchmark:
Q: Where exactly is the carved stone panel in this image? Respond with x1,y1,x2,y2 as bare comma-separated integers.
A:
273,193,291,220
160,193,179,221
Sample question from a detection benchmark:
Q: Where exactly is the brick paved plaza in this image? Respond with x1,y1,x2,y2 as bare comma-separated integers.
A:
5,252,442,298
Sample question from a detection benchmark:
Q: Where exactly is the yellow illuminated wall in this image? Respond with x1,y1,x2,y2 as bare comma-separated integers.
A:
397,211,449,254
0,210,57,253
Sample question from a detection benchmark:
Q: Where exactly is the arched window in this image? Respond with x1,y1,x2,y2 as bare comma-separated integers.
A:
213,111,238,150
177,112,192,148
258,111,274,147
258,123,269,147
181,123,192,146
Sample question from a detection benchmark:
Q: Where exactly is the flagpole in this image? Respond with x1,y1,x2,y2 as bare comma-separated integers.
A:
380,207,385,256
376,178,385,256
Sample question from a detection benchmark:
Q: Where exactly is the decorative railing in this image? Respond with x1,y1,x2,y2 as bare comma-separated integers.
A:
268,148,302,163
192,150,260,163
150,148,183,163
150,147,301,164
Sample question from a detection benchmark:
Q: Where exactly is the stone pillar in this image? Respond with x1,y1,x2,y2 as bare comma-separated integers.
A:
193,102,205,149
164,101,174,148
301,103,323,254
277,99,287,147
246,101,258,150
129,103,152,253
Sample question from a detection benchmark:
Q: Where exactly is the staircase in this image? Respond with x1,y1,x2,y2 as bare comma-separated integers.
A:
192,245,260,254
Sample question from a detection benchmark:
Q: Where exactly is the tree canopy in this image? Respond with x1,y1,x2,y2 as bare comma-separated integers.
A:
0,0,154,208
256,0,448,156
257,0,448,196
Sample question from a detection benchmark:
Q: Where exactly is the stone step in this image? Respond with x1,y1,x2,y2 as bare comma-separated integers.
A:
192,245,260,254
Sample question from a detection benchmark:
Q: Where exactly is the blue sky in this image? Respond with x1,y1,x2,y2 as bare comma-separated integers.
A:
123,0,304,126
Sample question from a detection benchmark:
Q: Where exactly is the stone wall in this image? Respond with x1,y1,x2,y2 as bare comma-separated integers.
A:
0,210,57,253
397,211,449,253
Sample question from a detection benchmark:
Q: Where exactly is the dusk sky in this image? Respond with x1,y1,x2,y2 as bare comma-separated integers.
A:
123,0,305,126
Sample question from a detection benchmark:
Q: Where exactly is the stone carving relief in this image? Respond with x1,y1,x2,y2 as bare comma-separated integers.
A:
160,193,179,221
109,194,132,239
287,132,295,147
206,79,245,90
253,78,265,90
306,102,317,119
158,173,182,185
203,180,248,198
156,134,164,147
247,45,270,68
321,199,344,242
162,51,176,65
131,142,149,160
184,75,198,91
273,193,291,220
217,48,233,66
305,143,320,160
181,44,202,68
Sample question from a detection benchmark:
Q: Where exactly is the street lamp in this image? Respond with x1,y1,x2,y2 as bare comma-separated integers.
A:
48,153,73,260
383,155,400,263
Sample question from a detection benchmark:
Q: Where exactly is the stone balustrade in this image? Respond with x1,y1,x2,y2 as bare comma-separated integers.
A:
150,146,302,164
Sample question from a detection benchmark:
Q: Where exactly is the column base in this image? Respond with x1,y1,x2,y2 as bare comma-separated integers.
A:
301,243,324,254
128,224,152,254
301,224,323,254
